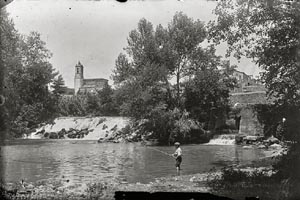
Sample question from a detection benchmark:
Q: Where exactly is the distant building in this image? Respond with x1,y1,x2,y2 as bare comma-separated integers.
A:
74,61,108,94
230,69,265,93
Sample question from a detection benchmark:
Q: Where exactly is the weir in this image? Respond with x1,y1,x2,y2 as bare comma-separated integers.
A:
206,134,236,145
27,117,129,140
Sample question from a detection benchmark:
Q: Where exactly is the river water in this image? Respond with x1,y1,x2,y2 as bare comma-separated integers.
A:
1,139,272,185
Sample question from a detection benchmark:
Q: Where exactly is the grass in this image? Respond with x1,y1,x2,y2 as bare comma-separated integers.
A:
207,167,291,200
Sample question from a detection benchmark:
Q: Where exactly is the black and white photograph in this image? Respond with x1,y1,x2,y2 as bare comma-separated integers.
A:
0,0,299,199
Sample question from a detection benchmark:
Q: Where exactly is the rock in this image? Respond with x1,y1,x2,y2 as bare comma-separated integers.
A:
131,132,137,137
18,190,28,195
82,129,89,135
258,144,267,149
49,132,58,139
243,135,263,144
269,143,282,149
6,188,18,196
243,145,253,149
26,184,34,190
68,128,75,133
43,132,50,138
267,136,280,144
110,125,118,132
235,134,246,144
57,129,66,139
244,135,257,141
102,124,108,130
189,176,196,182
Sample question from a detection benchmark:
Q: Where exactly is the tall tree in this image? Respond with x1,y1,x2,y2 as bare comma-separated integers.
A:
1,10,63,137
208,0,300,106
209,0,300,197
112,12,235,144
52,74,66,97
166,12,206,106
112,12,207,113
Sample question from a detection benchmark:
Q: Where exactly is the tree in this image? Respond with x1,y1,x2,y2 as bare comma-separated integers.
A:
0,10,23,138
97,84,119,116
184,67,235,130
52,74,66,97
112,12,207,109
209,0,300,140
209,0,300,197
112,12,235,144
208,0,300,107
165,12,207,106
1,10,63,137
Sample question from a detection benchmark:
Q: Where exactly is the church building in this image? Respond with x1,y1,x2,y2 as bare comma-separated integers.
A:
74,61,108,94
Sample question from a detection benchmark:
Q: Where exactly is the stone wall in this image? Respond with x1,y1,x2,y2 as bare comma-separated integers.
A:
229,91,274,105
238,105,264,136
229,92,276,136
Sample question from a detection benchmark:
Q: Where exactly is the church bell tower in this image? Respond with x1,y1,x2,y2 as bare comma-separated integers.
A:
74,61,84,94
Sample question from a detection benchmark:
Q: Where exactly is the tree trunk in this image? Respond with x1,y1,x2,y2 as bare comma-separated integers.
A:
176,67,180,107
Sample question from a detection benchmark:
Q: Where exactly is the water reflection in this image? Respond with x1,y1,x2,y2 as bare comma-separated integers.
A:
1,140,270,185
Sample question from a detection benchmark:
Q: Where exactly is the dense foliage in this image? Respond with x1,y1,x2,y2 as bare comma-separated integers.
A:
208,0,300,127
57,85,120,117
0,10,64,138
208,0,300,140
208,167,282,200
112,12,236,144
208,0,300,199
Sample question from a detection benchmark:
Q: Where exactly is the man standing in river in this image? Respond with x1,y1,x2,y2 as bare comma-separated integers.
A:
172,142,182,176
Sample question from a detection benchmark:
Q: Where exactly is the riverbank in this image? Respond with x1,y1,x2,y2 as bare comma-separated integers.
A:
1,164,278,200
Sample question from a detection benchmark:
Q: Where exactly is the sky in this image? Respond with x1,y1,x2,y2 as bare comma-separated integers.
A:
6,0,260,88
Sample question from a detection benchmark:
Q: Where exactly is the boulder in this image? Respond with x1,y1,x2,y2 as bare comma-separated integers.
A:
57,129,66,139
102,124,108,130
44,132,50,138
49,132,58,139
67,132,76,138
235,134,246,144
243,145,253,149
81,129,89,135
68,128,75,133
268,136,280,144
243,135,263,144
245,135,258,141
110,125,118,132
269,143,282,149
258,144,267,149
97,138,104,143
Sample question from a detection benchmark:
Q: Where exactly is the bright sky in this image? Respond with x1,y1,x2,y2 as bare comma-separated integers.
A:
6,0,260,88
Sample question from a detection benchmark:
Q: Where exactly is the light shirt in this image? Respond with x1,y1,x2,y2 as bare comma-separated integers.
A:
174,147,182,157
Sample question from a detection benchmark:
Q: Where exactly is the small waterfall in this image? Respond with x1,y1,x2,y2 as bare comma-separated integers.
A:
206,134,236,145
27,117,129,140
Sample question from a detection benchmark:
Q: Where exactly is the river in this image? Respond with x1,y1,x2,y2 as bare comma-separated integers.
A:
0,139,273,186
